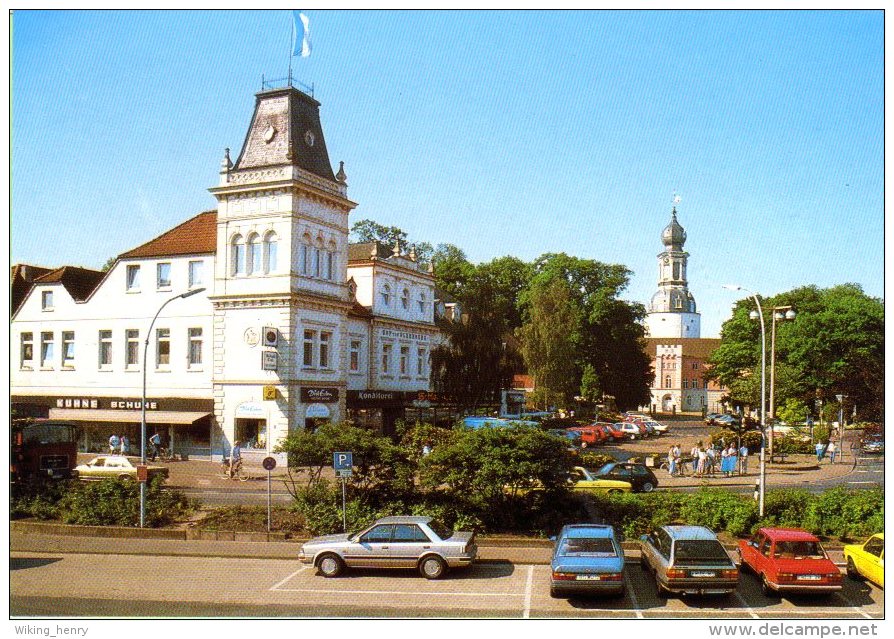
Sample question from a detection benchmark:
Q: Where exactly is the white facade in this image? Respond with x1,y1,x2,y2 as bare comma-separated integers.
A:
11,85,441,457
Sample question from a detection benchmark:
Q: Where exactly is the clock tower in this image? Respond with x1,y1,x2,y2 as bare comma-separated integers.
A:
208,84,357,458
644,207,701,339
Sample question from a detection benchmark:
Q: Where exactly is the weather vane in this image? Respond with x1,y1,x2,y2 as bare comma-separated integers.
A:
673,192,682,206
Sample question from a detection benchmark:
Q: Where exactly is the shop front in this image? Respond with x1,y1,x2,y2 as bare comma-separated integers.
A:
14,395,214,459
347,389,458,434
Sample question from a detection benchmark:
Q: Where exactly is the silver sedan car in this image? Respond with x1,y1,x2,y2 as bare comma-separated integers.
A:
298,515,477,579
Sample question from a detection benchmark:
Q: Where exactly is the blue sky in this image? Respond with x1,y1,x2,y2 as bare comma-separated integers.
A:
10,9,884,337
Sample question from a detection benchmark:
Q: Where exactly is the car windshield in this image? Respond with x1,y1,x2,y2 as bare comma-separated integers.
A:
774,541,825,559
674,539,731,564
595,463,615,475
427,520,453,541
559,537,617,557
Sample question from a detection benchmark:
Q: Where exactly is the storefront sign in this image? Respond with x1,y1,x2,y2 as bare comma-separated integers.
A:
262,350,278,371
55,397,158,410
235,402,266,418
300,387,339,403
380,328,430,342
306,403,331,419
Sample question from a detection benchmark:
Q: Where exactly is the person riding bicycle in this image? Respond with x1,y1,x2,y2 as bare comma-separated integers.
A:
149,432,162,461
229,440,242,478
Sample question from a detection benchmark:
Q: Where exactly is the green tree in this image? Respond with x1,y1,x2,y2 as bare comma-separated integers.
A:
708,285,884,420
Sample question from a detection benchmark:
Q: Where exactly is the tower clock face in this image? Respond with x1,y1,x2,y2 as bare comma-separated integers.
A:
304,130,315,146
263,125,276,143
664,258,670,264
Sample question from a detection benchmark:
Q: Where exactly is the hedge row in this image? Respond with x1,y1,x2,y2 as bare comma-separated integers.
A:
586,485,883,541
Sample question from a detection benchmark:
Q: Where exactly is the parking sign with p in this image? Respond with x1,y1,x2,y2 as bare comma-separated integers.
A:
333,451,352,471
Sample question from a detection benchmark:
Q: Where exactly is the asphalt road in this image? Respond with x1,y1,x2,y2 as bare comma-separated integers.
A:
10,550,883,619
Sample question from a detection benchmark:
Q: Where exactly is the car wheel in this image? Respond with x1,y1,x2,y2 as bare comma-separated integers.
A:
419,555,447,580
549,585,561,598
629,434,636,441
317,554,345,578
761,574,778,597
656,579,669,598
846,557,862,580
641,482,655,493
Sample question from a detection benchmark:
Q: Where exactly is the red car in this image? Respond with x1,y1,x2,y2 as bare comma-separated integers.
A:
570,425,607,448
602,423,628,441
738,528,843,597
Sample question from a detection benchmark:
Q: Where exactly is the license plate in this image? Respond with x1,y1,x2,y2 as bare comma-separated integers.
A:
797,574,821,580
691,571,716,578
576,575,602,581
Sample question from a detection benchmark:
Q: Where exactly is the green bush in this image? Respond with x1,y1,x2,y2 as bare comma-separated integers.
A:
802,485,884,539
292,481,379,536
575,451,616,470
679,488,757,536
759,489,813,530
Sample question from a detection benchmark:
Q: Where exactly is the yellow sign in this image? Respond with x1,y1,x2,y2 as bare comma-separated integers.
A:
263,385,276,401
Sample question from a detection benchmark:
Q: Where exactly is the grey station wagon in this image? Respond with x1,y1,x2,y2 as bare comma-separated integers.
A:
298,515,477,579
640,525,739,596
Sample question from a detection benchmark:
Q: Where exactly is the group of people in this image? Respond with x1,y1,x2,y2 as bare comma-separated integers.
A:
108,433,129,455
107,432,164,459
815,440,838,463
667,441,749,477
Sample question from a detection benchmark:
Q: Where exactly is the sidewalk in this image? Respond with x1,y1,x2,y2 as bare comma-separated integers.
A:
656,453,859,490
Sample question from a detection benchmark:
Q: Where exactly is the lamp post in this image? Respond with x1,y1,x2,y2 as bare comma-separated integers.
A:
723,285,766,517
768,305,796,457
140,287,206,528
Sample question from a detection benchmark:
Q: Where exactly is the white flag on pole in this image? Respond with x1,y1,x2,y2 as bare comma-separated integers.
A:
292,11,311,58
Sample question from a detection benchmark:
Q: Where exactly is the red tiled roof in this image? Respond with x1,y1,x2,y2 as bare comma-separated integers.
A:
10,264,54,315
118,211,218,259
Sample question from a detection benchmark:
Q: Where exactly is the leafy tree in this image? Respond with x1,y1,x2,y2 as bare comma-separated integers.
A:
101,256,116,272
708,285,884,420
350,219,407,247
517,253,652,410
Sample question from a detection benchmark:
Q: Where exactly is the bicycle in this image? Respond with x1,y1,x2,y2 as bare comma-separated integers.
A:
219,458,249,481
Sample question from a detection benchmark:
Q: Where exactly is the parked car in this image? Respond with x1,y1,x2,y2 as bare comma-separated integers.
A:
73,455,169,482
713,414,741,428
550,524,626,598
548,428,582,448
570,466,632,494
297,515,477,579
843,533,884,588
624,413,651,422
861,435,884,454
640,525,739,597
592,462,659,493
570,425,606,448
704,413,722,425
645,421,670,434
598,422,627,441
614,422,642,440
737,527,842,596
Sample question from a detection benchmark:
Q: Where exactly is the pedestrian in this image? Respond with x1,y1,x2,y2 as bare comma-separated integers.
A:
672,444,682,476
149,432,162,460
726,444,738,477
422,442,432,457
109,433,120,455
719,446,729,476
815,441,825,463
667,446,676,477
120,434,129,455
229,440,242,477
738,443,749,475
690,442,701,475
827,440,837,464
696,446,707,476
706,445,717,476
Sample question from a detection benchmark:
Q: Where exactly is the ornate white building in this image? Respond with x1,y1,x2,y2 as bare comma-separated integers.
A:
642,208,725,415
11,84,441,459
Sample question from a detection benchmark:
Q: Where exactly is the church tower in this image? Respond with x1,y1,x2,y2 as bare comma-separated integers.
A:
644,207,701,338
208,85,357,458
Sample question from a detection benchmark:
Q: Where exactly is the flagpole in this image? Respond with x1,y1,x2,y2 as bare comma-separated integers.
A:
287,10,293,87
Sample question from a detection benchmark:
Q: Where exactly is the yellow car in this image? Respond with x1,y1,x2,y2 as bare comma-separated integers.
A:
571,466,632,494
843,533,884,588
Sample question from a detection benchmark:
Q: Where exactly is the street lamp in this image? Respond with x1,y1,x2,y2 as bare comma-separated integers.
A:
140,287,206,528
723,284,767,517
768,305,796,457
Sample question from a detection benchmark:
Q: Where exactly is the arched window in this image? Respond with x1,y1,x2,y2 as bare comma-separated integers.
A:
664,375,672,388
401,288,410,310
326,241,337,280
381,284,391,307
247,234,262,275
231,234,245,276
300,235,312,275
264,232,278,273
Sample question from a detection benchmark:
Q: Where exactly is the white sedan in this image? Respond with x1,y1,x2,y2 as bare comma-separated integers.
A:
74,455,169,481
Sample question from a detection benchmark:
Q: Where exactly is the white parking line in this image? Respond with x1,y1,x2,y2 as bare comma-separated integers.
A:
624,575,644,619
274,587,525,597
269,565,309,591
733,592,759,619
833,592,875,620
523,565,534,618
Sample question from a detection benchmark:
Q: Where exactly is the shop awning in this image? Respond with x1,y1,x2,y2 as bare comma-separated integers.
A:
48,408,211,425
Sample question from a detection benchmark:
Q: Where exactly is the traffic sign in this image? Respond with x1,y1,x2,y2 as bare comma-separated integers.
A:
262,456,277,471
333,451,352,470
336,468,353,478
